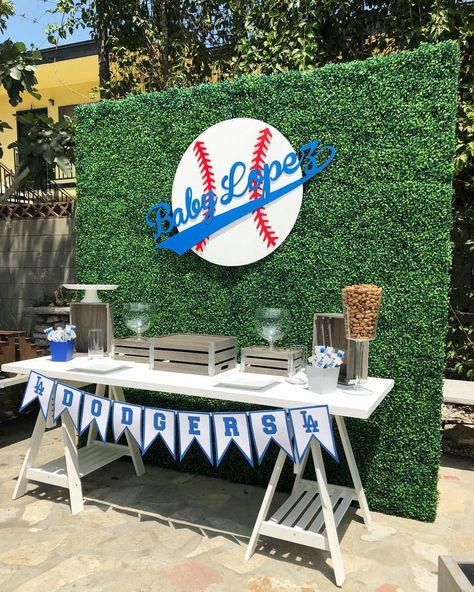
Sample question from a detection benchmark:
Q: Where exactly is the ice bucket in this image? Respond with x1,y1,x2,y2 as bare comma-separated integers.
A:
306,366,340,395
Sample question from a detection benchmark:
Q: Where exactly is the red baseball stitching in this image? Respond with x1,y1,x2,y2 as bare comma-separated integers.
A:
248,127,278,248
193,140,216,252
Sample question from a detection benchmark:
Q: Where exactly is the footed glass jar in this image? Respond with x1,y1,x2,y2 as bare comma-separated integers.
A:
123,303,154,340
342,285,382,391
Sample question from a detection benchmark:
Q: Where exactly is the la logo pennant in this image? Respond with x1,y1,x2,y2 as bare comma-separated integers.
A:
54,383,82,430
213,412,253,466
20,371,56,419
142,407,176,457
178,412,213,464
112,401,142,447
80,393,112,442
288,405,339,463
249,409,294,463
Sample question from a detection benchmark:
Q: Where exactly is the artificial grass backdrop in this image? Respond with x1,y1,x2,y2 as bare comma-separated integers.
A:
75,41,459,521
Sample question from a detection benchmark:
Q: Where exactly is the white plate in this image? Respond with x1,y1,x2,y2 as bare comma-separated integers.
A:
214,374,280,390
67,359,131,374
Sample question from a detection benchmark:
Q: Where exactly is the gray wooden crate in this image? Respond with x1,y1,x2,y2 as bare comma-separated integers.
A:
112,337,151,364
241,346,302,377
70,302,114,354
152,333,236,376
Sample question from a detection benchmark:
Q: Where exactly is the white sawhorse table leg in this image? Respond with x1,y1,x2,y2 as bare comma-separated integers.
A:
245,416,372,587
13,382,145,514
12,408,47,501
61,409,84,514
335,416,371,525
245,447,287,561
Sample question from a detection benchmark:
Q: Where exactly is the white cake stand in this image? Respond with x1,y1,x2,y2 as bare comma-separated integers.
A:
63,284,118,304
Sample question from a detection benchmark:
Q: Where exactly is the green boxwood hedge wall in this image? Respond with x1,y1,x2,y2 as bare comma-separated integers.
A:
75,41,459,521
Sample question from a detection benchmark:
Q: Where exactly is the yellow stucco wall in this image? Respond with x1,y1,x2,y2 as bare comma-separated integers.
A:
0,54,99,172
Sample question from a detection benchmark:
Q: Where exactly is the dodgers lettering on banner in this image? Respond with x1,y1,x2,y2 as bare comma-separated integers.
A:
249,409,294,464
213,412,253,466
146,118,336,266
142,407,176,457
53,383,82,430
20,371,56,419
178,412,213,464
19,371,340,467
80,393,112,442
112,401,142,447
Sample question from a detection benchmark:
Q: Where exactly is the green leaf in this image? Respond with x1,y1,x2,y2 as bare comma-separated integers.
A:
9,66,21,80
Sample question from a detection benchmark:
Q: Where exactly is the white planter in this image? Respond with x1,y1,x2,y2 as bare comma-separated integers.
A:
306,366,340,395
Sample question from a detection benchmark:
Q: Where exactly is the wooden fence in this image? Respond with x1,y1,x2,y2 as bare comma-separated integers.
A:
0,214,76,330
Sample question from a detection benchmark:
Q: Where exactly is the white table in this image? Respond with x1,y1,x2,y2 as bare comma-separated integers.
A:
3,356,393,587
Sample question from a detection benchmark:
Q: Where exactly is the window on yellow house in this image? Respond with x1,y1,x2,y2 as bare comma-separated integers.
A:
58,104,78,120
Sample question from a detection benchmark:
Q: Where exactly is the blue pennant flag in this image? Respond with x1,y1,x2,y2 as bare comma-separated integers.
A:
53,382,83,430
288,405,339,462
249,409,294,464
20,371,56,419
213,412,253,466
178,412,213,464
112,401,143,447
80,393,112,442
142,407,176,457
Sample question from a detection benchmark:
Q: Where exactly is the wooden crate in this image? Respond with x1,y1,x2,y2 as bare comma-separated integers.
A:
112,337,151,364
70,302,114,354
241,346,302,377
152,333,236,376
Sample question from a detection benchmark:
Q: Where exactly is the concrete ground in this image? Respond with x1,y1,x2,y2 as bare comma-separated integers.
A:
0,415,473,592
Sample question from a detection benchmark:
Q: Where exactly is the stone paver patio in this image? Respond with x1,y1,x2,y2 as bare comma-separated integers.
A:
0,413,473,592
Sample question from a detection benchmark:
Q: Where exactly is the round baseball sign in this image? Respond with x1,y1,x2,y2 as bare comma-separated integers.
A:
171,118,303,267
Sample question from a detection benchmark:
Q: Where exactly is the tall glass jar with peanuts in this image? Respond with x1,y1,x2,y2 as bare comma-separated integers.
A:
342,284,382,391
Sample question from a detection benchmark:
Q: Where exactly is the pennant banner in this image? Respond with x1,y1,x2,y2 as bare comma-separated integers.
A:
112,401,142,447
178,412,213,464
249,409,294,464
288,405,339,462
19,371,339,466
142,407,176,457
54,383,82,430
80,393,112,442
213,412,253,466
20,371,56,419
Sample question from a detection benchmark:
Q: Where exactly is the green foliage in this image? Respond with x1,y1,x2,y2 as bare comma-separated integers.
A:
47,0,235,96
1,113,75,202
75,42,459,521
0,4,76,197
0,40,41,106
0,38,41,159
0,0,13,34
9,112,75,176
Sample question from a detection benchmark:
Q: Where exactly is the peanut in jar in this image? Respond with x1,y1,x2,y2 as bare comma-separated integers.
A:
342,284,383,340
